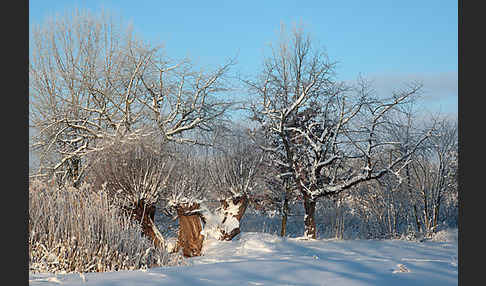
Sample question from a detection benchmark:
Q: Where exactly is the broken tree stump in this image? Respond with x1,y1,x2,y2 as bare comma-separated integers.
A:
175,203,204,257
218,195,248,241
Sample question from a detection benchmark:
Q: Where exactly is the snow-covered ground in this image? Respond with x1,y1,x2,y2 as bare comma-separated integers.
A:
29,229,458,286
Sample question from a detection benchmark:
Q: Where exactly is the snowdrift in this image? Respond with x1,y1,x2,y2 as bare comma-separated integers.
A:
29,229,457,286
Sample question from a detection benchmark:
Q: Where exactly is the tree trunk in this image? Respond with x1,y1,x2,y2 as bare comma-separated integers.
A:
176,203,204,257
281,190,289,237
335,202,344,239
129,200,165,250
69,156,81,187
218,195,248,241
413,205,422,233
423,192,430,232
303,193,317,239
406,164,422,233
431,187,444,233
432,202,441,232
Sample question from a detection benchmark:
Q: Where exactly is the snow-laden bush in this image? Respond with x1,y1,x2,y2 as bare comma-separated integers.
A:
427,227,458,243
29,180,182,274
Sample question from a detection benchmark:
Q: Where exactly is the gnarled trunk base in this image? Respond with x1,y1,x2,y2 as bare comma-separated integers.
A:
176,203,204,257
129,200,165,250
172,196,249,257
218,195,248,241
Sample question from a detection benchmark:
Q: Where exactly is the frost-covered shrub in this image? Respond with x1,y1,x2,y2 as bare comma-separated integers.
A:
86,140,174,250
86,139,173,212
427,227,458,243
29,180,182,274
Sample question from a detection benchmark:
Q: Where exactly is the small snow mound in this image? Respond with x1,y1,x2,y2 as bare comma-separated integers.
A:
292,236,315,241
238,232,283,244
239,238,273,254
236,232,281,255
429,228,458,243
200,237,229,255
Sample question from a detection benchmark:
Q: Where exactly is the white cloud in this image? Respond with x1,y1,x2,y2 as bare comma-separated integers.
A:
365,71,457,100
343,71,457,116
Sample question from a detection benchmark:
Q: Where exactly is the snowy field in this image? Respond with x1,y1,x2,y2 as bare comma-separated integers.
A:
29,229,458,286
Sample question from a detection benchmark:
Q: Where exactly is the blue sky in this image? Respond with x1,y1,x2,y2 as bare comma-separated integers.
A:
29,0,458,117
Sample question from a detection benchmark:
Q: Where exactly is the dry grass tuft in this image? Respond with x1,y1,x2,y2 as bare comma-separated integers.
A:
29,180,182,273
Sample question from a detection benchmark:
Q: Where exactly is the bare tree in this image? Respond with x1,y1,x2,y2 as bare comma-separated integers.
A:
379,99,430,233
29,9,235,186
350,169,412,239
87,139,173,250
151,136,263,257
410,116,458,234
247,26,431,239
142,147,209,257
265,163,298,237
204,134,265,240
